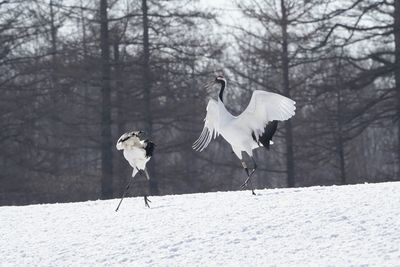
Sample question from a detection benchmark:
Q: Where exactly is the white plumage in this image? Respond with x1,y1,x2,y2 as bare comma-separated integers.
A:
193,75,296,194
115,131,155,210
116,132,151,177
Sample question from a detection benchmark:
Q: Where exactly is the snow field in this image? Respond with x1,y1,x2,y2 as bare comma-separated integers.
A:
1,182,400,266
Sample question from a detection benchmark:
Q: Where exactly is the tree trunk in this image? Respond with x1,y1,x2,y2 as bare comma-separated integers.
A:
49,0,61,176
100,0,113,199
142,0,159,195
338,137,346,185
280,0,295,187
336,88,347,185
49,0,57,66
79,0,91,169
394,0,400,177
80,0,88,60
113,39,129,193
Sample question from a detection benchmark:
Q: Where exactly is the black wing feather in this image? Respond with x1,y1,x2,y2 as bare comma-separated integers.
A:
257,120,278,150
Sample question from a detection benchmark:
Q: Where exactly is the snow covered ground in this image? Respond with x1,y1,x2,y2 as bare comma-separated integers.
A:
1,182,400,266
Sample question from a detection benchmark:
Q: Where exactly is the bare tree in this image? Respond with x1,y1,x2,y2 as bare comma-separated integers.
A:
100,0,113,199
318,0,399,179
232,0,330,187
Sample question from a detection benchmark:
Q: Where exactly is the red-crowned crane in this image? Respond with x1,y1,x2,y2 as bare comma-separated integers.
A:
193,75,296,195
115,131,155,211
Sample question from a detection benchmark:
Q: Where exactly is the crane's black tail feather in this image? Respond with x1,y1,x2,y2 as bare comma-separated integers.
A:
257,120,278,150
144,140,155,158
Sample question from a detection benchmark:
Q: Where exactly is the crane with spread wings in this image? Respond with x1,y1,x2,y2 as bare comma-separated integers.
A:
193,75,296,195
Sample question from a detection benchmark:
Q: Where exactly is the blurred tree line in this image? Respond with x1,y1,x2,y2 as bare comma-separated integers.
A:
0,0,398,205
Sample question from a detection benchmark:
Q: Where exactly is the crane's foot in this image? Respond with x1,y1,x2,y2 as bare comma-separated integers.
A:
144,195,151,208
240,182,256,195
240,171,257,195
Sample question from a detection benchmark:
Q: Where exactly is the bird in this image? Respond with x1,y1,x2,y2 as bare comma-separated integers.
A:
193,75,296,195
115,130,155,211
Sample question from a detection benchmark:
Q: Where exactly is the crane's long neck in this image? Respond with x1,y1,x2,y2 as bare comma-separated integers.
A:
218,80,226,103
217,80,234,123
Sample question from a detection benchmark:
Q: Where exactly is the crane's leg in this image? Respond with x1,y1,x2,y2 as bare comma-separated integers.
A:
144,168,151,180
240,157,257,195
140,168,151,208
115,168,139,212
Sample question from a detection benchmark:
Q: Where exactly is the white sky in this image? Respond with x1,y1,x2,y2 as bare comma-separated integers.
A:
199,0,242,27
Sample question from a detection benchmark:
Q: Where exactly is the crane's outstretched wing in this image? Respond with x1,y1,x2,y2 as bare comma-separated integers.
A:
237,90,296,140
192,99,219,152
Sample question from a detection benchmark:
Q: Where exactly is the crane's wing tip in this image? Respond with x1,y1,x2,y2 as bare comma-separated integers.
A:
192,143,205,152
192,144,200,151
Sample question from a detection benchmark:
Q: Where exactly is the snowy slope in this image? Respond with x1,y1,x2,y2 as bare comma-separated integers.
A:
1,182,400,266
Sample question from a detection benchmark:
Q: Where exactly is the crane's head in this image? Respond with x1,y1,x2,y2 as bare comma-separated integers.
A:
203,75,226,91
215,75,226,84
116,130,145,150
132,130,144,136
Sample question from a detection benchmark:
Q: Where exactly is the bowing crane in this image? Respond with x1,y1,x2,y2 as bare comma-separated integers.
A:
115,130,155,211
